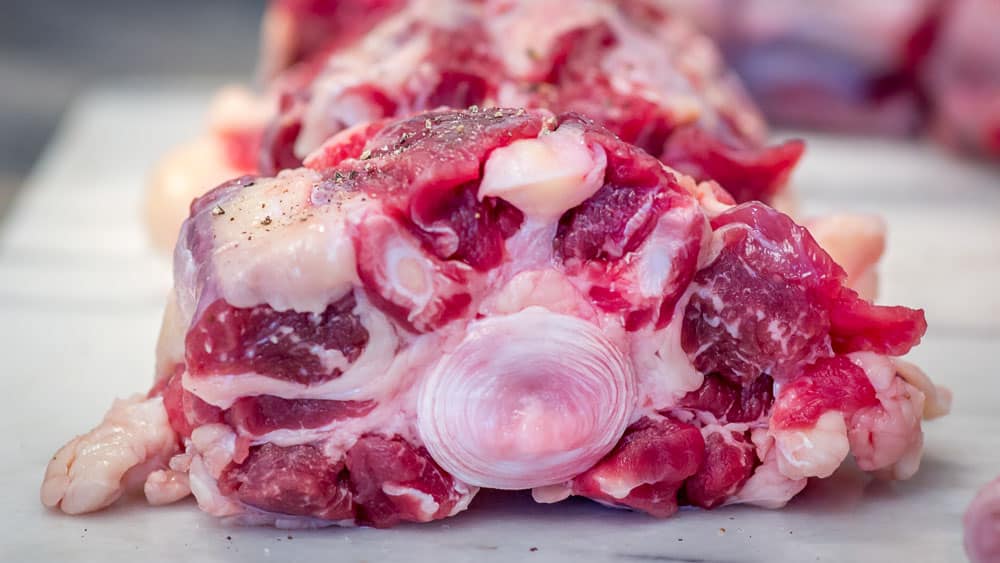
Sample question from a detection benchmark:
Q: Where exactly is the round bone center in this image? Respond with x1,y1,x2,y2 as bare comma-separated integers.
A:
417,307,635,490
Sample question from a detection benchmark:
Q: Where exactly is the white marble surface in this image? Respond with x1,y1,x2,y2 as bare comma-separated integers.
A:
1,88,998,562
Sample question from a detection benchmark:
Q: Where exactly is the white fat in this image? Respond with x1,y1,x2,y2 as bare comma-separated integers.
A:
592,474,639,501
381,233,438,315
206,85,273,134
381,483,440,521
147,134,246,251
188,455,244,517
848,351,897,392
773,411,850,480
41,396,178,515
805,214,885,300
725,445,807,509
185,294,399,407
632,203,702,299
479,124,607,220
893,358,952,420
499,219,559,272
698,223,743,270
482,269,595,318
630,290,704,411
845,353,931,480
848,378,926,480
190,423,238,478
691,180,734,218
154,291,187,380
531,484,573,504
446,482,479,517
417,308,635,490
210,169,362,313
144,469,191,506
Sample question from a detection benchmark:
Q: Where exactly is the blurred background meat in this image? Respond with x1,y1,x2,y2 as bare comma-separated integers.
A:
664,0,1000,157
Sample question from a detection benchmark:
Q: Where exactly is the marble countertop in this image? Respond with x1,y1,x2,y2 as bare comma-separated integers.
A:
0,88,998,562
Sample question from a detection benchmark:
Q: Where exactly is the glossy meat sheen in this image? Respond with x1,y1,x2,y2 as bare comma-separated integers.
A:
45,107,944,528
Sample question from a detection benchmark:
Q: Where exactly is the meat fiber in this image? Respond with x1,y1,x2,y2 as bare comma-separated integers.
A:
43,107,947,527
146,0,803,248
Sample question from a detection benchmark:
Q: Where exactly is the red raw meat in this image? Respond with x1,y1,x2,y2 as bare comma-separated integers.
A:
43,108,945,528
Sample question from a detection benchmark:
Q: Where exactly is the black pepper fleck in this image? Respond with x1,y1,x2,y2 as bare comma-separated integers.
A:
529,547,538,552
211,206,225,216
260,216,272,226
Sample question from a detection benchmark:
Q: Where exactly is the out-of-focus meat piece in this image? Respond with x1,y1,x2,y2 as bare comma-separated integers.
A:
148,0,807,252
804,214,886,300
41,396,178,514
966,476,1000,563
146,136,246,251
925,0,1000,158
146,87,270,249
664,0,941,136
259,0,406,80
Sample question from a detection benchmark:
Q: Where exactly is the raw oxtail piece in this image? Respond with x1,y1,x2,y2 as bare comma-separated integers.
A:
147,0,803,249
965,475,1000,563
43,108,949,528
